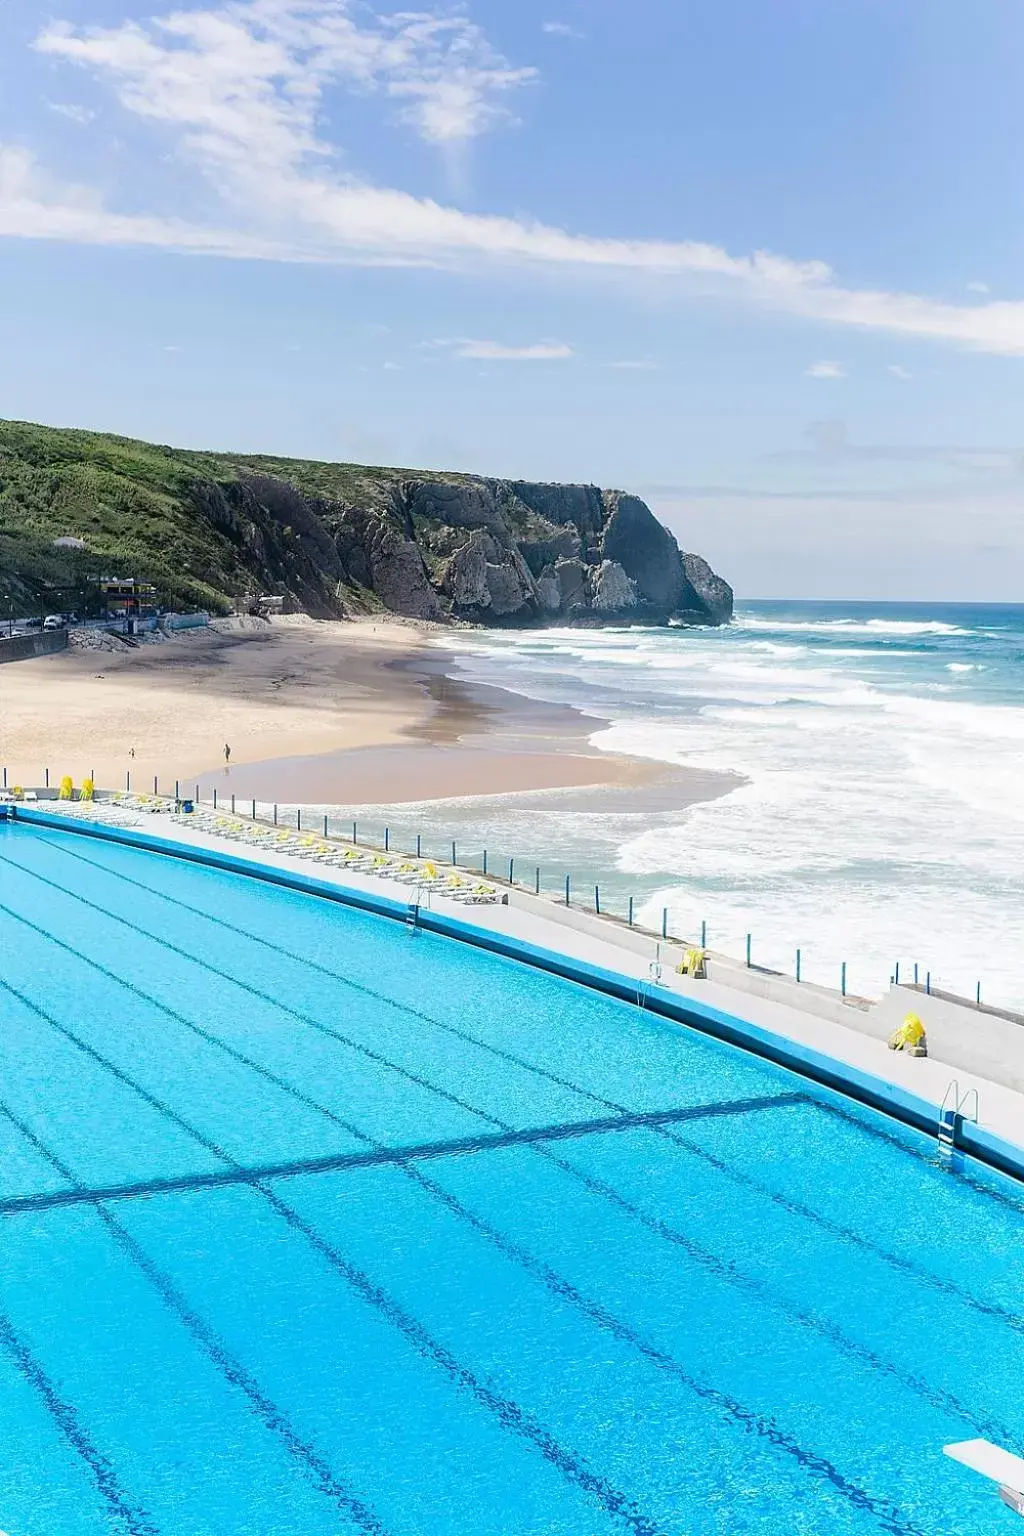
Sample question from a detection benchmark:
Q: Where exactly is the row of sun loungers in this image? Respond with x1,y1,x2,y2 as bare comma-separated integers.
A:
27,796,501,905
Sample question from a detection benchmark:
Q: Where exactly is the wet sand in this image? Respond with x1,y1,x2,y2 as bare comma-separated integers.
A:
2,614,738,816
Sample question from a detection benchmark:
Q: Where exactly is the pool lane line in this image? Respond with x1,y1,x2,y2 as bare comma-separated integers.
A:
532,1134,1020,1451
0,1092,804,1216
22,832,639,1120
1,885,1016,1450
0,1307,157,1536
0,1001,389,1536
811,1095,1024,1220
0,900,386,1145
3,867,1019,1353
657,1118,1024,1339
0,982,663,1536
23,834,1024,1226
0,957,942,1536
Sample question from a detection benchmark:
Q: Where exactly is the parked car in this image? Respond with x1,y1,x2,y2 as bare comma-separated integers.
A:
42,614,66,631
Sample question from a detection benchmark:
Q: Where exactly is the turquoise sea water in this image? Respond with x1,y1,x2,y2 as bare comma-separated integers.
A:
416,600,1024,1008
0,819,1023,1534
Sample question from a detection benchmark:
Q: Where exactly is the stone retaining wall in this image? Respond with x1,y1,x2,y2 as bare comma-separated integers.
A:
0,630,68,664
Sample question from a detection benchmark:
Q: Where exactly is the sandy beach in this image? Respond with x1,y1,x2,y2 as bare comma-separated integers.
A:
0,616,732,814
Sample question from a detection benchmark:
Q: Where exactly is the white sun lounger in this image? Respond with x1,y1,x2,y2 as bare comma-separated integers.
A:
945,1440,1024,1514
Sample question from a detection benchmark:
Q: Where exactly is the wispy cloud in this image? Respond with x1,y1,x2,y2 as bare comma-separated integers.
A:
442,338,573,360
887,363,914,379
605,358,659,370
806,360,845,378
47,101,96,124
542,21,585,39
8,0,1024,359
967,280,990,295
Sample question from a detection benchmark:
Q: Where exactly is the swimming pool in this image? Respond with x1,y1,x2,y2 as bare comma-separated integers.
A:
0,817,1021,1536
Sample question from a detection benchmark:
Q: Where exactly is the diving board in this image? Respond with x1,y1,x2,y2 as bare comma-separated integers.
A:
945,1440,1024,1515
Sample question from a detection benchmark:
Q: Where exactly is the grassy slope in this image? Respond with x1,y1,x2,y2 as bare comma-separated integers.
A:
0,418,474,613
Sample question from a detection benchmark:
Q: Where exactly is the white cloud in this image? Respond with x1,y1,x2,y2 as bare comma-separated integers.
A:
36,1,535,162
48,101,96,124
444,338,573,360
605,358,659,370
12,0,1024,359
542,21,585,39
806,360,845,378
967,280,990,294
887,363,914,379
0,143,287,258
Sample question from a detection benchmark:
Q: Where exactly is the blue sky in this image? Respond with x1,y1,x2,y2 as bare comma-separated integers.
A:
2,0,1023,597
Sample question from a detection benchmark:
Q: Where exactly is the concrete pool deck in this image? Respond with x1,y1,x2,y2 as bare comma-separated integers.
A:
11,798,1024,1170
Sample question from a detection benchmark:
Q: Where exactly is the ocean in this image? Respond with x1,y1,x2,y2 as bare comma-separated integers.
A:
435,601,1024,1011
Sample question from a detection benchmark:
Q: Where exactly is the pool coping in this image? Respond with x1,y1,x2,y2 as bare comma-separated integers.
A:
12,804,1024,1188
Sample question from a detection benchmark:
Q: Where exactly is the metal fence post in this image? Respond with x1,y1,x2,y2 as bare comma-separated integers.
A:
175,780,180,800
595,885,600,915
385,827,390,852
796,948,801,983
482,849,488,876
925,970,931,996
701,919,706,949
452,840,457,866
195,783,200,803
662,908,668,939
231,794,236,814
508,857,514,884
253,799,257,820
45,768,50,789
914,962,919,984
535,866,540,894
746,933,751,968
273,803,278,825
895,960,900,985
323,814,328,837
565,874,570,906
416,834,422,858
154,776,159,796
841,961,847,997
212,786,217,808
297,807,302,832
976,980,981,1005
628,895,634,927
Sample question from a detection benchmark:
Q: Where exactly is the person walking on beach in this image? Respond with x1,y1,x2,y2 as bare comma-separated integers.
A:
224,742,232,764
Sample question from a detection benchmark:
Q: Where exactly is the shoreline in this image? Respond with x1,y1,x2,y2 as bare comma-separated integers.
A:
2,615,740,817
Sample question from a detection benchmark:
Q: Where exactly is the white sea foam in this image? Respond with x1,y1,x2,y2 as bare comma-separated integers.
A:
442,608,1024,1008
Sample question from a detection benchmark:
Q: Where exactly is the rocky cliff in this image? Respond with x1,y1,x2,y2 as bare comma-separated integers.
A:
314,475,732,626
0,420,733,626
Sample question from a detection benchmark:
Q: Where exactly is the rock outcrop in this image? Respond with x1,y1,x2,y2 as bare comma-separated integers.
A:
313,476,732,627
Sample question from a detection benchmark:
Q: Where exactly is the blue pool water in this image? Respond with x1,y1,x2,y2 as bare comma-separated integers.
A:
0,818,1022,1536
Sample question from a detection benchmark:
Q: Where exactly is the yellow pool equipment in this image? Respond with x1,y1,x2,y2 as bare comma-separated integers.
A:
888,1012,927,1056
677,947,707,980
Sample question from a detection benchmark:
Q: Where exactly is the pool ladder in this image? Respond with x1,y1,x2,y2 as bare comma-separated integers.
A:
938,1080,979,1163
636,947,664,1010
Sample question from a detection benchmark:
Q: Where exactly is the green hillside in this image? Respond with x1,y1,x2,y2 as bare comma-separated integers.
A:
0,418,462,616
